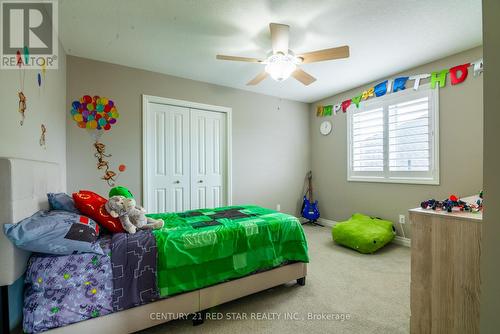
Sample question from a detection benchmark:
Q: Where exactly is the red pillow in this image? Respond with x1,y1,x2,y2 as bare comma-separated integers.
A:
72,190,125,233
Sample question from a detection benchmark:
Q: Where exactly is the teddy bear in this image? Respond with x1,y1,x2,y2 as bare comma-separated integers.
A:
105,195,164,234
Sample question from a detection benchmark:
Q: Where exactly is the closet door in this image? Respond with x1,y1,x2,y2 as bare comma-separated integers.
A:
190,109,226,209
145,103,190,213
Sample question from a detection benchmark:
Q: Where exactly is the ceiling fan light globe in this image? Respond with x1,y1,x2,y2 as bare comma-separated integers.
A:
264,54,297,81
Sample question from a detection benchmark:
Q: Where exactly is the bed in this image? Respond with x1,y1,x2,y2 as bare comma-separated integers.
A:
0,158,308,334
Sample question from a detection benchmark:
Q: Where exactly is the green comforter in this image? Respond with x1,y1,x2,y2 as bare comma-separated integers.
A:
147,205,309,297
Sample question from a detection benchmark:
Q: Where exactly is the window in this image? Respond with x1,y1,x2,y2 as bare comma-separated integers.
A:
347,84,439,184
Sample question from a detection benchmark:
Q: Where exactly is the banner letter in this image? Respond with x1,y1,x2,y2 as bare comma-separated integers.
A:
471,58,483,77
387,79,393,93
362,87,374,100
449,63,470,85
333,104,341,115
341,99,352,113
409,73,430,90
374,81,388,97
430,69,449,89
316,105,324,117
393,77,409,92
351,94,363,108
322,105,333,116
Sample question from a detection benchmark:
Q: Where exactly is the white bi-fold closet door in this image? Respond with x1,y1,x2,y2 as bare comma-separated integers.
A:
144,100,228,213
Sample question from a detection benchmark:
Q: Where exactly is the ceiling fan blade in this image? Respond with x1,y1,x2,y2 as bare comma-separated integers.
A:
269,23,290,55
216,55,263,63
297,45,350,64
292,68,316,86
246,71,269,85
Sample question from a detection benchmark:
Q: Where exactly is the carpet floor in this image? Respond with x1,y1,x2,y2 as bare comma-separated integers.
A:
140,225,410,334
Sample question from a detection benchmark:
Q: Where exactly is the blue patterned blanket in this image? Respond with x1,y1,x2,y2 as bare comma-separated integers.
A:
111,231,159,311
23,231,160,333
23,237,113,333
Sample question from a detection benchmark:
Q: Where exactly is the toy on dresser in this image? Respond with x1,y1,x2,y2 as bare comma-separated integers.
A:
420,192,483,213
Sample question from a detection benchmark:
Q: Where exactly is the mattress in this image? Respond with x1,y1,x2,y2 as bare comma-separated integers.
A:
23,205,309,333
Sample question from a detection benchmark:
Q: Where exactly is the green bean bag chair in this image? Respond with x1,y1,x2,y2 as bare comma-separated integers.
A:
331,213,395,254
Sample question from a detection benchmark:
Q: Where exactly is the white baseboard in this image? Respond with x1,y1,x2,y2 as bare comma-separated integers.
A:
317,218,337,227
297,217,336,226
393,236,411,247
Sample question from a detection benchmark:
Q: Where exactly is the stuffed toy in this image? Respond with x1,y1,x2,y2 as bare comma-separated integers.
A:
105,195,164,234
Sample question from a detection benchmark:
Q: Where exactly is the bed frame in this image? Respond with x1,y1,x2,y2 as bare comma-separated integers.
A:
0,158,307,334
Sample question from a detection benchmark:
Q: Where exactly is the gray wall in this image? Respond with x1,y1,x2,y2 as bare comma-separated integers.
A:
310,47,483,238
0,45,67,188
0,43,66,331
66,56,310,215
480,0,500,330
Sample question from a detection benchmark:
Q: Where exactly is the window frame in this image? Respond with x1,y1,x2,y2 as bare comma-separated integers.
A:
347,83,440,185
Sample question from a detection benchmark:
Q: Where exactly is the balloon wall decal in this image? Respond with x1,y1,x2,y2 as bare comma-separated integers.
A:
71,95,119,134
16,49,26,125
39,124,46,149
316,58,483,117
70,95,125,187
16,50,22,67
23,46,29,64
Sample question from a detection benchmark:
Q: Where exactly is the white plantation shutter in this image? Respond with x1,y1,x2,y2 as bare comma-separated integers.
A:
388,97,430,172
348,84,439,184
352,107,384,172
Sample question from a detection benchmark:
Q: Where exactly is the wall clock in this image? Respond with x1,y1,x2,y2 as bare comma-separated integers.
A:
320,120,332,135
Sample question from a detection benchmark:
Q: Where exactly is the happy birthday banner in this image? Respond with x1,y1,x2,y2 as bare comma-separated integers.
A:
316,58,483,117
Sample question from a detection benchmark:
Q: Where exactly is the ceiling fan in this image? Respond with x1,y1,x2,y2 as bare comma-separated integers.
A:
216,23,350,86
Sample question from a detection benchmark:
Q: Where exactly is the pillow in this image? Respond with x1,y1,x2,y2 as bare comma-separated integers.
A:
3,210,103,255
73,190,125,233
47,192,80,213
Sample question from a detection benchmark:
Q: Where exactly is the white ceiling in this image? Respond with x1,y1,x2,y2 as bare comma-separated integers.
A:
59,0,482,103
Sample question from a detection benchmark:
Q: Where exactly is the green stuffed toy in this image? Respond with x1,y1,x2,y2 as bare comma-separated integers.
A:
109,186,134,199
332,213,395,254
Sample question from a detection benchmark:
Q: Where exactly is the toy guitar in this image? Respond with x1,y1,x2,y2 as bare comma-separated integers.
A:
301,171,322,226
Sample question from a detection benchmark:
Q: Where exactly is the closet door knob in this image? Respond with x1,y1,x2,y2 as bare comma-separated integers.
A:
174,180,180,184
198,180,203,183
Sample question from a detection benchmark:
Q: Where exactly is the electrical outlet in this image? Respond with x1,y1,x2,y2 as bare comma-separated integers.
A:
276,204,281,212
399,214,406,224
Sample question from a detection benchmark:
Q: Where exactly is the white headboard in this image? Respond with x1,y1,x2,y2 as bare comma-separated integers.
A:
0,158,61,286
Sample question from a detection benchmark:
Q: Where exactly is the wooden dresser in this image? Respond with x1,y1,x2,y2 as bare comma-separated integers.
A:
409,207,482,334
